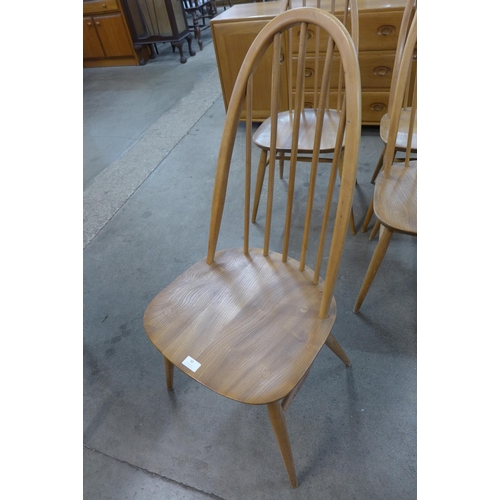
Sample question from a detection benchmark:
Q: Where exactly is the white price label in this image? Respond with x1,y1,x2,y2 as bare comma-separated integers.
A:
182,356,201,372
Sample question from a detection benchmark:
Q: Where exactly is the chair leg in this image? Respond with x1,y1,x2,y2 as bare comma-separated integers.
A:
353,225,393,313
267,401,298,488
279,155,285,179
369,219,380,241
164,357,174,390
252,150,268,223
361,196,374,233
325,333,351,367
370,145,386,184
349,208,356,235
192,11,203,50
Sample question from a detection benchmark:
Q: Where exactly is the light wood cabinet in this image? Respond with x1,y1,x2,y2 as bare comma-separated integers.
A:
83,0,142,67
210,0,407,124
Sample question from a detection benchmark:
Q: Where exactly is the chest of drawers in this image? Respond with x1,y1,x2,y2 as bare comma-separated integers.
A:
211,0,407,124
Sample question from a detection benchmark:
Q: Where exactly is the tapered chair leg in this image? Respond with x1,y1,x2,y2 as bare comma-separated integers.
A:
350,208,356,235
370,145,386,184
369,219,380,241
279,155,285,179
252,150,268,223
164,357,174,390
325,333,351,366
354,225,393,313
361,197,374,233
267,401,298,488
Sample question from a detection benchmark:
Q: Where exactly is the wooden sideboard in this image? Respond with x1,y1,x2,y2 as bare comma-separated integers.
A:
210,0,407,124
84,0,143,67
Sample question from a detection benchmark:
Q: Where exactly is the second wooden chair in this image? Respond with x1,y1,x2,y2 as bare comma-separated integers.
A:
251,0,359,234
353,9,417,313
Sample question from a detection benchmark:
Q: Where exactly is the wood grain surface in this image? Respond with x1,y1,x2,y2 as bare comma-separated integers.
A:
144,248,336,405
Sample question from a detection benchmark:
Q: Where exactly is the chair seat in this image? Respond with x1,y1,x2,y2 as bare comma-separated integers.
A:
144,248,336,405
253,109,342,154
373,160,417,235
379,108,417,151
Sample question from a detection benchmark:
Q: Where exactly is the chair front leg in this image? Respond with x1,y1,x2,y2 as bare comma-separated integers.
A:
267,400,298,488
354,224,393,313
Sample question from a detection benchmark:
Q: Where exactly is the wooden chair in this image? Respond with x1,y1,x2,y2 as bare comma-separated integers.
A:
251,0,359,234
182,0,218,50
143,6,361,488
353,10,416,314
360,0,416,235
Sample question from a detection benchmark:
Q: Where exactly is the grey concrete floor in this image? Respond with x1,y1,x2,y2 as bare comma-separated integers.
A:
83,19,416,500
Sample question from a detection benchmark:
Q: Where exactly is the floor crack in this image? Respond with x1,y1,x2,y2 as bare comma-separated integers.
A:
83,445,226,500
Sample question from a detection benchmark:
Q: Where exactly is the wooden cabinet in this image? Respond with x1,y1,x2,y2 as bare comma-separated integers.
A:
211,0,407,125
83,0,142,67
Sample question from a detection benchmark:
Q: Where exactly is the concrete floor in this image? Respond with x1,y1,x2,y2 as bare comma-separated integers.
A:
83,20,416,500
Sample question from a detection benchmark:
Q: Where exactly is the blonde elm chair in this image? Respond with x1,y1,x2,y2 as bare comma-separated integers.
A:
353,10,417,313
251,0,359,234
144,6,361,488
360,0,417,237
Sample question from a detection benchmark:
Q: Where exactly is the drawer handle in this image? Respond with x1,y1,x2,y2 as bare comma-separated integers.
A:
95,21,100,26
306,30,313,40
373,66,391,77
102,3,107,7
304,102,314,109
377,25,396,37
279,52,284,63
305,68,314,78
87,22,92,26
370,103,386,112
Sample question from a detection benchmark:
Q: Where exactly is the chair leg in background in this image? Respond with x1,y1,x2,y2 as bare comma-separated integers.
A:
164,357,174,390
370,145,385,184
252,150,268,223
354,225,393,313
369,219,380,240
361,196,374,233
350,208,356,235
267,401,298,488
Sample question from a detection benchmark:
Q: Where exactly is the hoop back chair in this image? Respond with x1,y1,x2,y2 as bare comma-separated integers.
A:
144,7,361,488
251,0,359,233
361,0,417,235
353,11,417,313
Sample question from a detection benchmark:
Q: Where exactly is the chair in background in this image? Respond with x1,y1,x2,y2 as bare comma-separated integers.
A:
353,10,417,313
360,0,417,236
143,6,361,488
182,0,218,50
251,0,359,234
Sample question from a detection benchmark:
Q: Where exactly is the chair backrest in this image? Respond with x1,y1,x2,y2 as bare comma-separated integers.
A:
384,10,417,173
283,0,359,112
387,0,417,114
206,7,361,319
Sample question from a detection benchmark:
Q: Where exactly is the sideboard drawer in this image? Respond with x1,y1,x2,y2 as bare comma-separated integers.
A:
83,0,119,15
290,51,396,91
288,10,404,54
293,91,390,125
358,11,403,51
